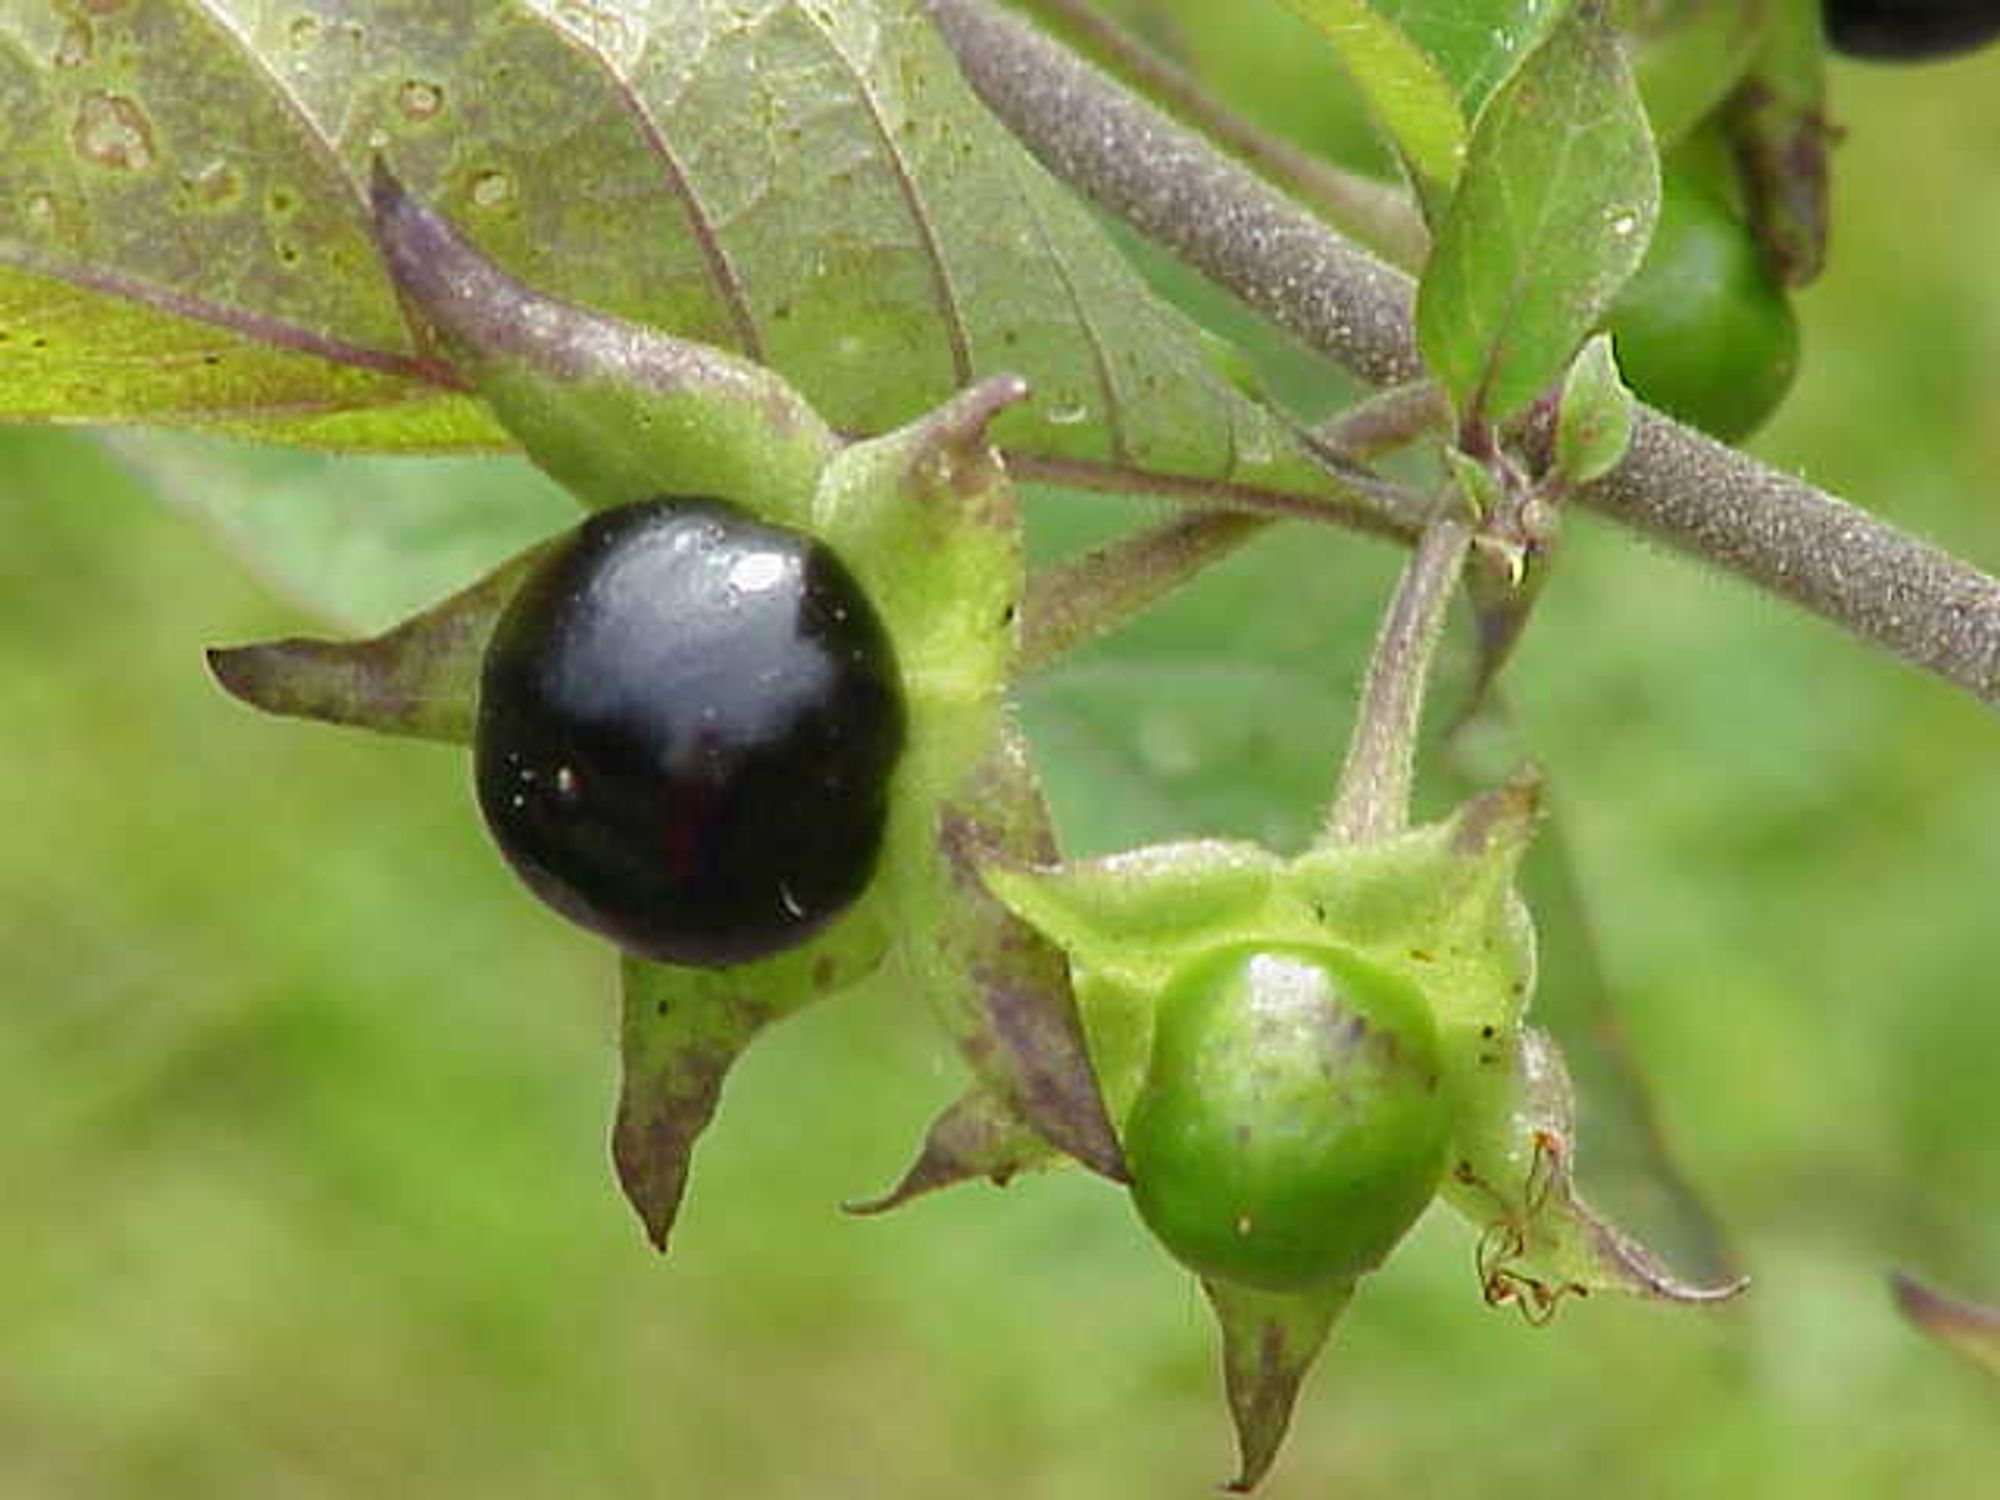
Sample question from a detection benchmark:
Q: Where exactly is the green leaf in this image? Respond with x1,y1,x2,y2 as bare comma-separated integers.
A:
1415,0,1660,423
1551,332,1635,488
0,0,1348,517
1278,1,1469,211
1280,0,1566,217
1384,0,1568,113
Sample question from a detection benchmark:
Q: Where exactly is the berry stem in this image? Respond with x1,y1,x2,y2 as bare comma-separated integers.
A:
1323,492,1473,845
1306,381,1450,463
1018,510,1270,673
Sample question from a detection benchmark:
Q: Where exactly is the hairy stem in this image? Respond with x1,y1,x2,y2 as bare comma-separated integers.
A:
1325,498,1473,845
1007,0,1428,267
1015,377,1459,673
1307,380,1450,463
929,0,2000,708
1004,451,1423,536
1018,509,1271,674
1579,410,2000,699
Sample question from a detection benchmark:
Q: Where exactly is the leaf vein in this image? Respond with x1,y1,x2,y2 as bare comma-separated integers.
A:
794,5,972,386
560,28,766,362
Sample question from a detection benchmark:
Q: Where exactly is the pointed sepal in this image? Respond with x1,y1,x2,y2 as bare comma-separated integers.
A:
368,163,837,516
919,735,1126,1182
817,382,1124,1181
1291,772,1543,1033
983,838,1288,1126
206,541,549,744
844,1085,1052,1215
1891,1273,2000,1379
811,374,1030,733
1440,1026,1747,1314
613,920,889,1250
1203,1277,1354,1493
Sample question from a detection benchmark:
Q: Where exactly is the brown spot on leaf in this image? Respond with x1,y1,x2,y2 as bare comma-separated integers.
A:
72,93,154,173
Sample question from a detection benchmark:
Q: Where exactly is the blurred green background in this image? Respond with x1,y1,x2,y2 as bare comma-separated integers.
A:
5,7,2000,1496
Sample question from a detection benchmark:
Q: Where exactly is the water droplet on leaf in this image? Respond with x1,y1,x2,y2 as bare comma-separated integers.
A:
554,0,633,55
188,159,243,211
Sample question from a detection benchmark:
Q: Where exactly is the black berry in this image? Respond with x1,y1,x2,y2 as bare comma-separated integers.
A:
1825,0,2000,59
475,497,906,967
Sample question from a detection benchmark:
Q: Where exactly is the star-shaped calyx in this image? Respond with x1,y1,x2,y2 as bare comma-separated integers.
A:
210,164,1123,1250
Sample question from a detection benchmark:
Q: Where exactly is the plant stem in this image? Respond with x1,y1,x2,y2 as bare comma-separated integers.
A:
928,0,2000,708
1579,409,2000,700
1006,0,1429,268
1003,451,1424,536
1015,379,1455,672
1325,496,1473,844
1018,509,1270,673
1306,380,1449,463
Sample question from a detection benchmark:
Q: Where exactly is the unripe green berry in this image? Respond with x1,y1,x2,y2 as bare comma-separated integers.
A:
1126,943,1451,1293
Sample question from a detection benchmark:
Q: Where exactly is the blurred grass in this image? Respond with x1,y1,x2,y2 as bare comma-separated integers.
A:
5,10,2000,1499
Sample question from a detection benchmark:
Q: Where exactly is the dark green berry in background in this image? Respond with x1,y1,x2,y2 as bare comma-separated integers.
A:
1605,161,1800,443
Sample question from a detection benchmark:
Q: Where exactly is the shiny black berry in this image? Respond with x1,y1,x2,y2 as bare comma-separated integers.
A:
475,497,906,968
1825,0,2000,59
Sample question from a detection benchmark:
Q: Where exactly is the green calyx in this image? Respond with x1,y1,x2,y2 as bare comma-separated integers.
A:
210,170,1123,1250
984,778,1543,1257
985,771,1741,1487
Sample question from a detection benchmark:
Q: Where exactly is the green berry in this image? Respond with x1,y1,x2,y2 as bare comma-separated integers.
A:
1126,943,1451,1293
1607,164,1800,442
